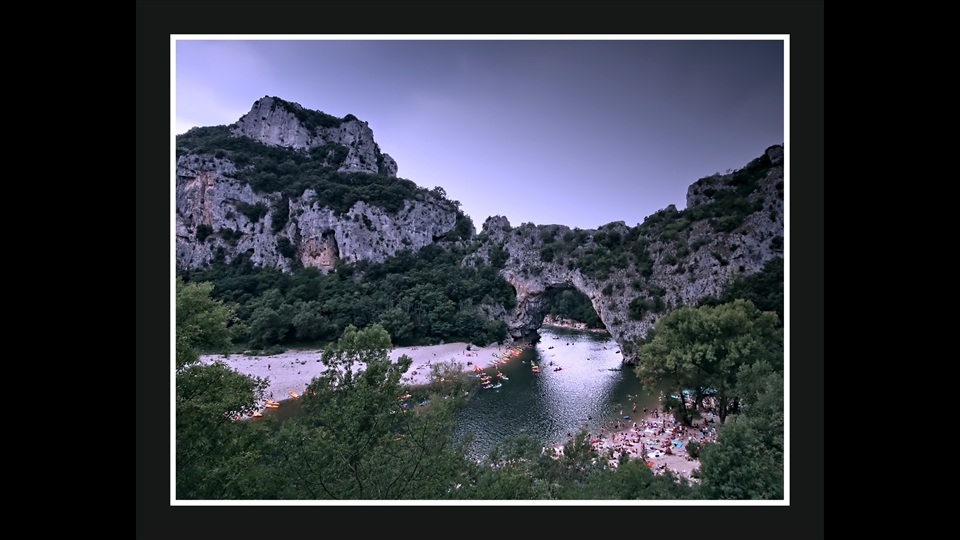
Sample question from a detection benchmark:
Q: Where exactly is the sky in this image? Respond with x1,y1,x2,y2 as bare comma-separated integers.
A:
175,37,785,231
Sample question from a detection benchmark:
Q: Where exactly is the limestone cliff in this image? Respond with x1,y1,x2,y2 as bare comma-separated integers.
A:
176,98,460,273
467,145,784,362
176,99,782,363
231,96,398,176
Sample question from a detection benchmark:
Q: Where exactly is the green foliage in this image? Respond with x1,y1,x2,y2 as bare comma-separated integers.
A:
175,277,271,499
268,96,344,133
546,289,603,328
695,365,783,499
769,235,783,251
540,227,556,244
272,325,471,499
179,241,517,349
636,299,782,425
175,277,240,369
236,201,269,223
195,224,213,242
176,125,454,218
218,227,241,246
711,251,729,266
276,237,296,259
446,212,474,242
721,257,784,326
628,296,651,320
271,198,290,233
488,244,509,269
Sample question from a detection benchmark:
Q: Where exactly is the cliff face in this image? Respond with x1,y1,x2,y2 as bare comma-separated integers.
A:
231,96,398,176
468,145,784,361
175,98,458,273
176,98,782,362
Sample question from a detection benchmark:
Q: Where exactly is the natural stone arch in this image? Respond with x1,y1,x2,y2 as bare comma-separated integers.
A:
500,269,628,355
507,282,606,340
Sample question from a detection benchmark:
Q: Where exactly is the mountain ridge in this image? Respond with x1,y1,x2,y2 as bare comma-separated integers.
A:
175,97,784,361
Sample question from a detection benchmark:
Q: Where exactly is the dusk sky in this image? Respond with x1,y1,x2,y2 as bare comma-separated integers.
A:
175,37,785,231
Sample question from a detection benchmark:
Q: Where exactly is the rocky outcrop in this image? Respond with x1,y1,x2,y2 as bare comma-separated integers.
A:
177,99,782,363
176,98,460,272
468,145,785,363
231,96,398,177
176,155,458,272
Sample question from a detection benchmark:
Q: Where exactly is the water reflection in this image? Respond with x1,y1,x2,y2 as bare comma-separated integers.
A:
256,326,665,458
453,327,660,459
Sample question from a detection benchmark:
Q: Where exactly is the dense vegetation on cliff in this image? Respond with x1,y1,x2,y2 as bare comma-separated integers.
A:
176,124,449,217
177,241,514,352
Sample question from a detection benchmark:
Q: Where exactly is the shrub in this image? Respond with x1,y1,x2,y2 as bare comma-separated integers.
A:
628,297,650,320
271,198,290,233
195,224,213,242
236,201,269,223
277,237,296,258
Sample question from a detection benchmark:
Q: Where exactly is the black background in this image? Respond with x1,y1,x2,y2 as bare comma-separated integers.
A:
138,2,823,539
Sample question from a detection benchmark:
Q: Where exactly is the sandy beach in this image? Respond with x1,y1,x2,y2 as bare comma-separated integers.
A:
200,341,708,479
579,409,712,480
199,341,513,404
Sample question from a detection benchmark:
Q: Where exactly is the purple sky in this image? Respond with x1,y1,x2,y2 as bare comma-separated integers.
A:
175,38,784,231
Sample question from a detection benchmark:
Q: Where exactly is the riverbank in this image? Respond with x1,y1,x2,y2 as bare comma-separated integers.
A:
546,401,716,480
541,315,608,334
200,341,709,480
198,341,520,407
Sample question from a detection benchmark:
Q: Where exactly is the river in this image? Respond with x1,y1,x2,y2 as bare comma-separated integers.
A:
259,326,665,458
453,326,663,459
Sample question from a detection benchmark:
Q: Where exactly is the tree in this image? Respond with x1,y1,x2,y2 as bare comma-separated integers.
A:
378,307,413,345
273,324,470,499
635,299,782,425
175,277,237,369
694,366,783,499
175,278,270,499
